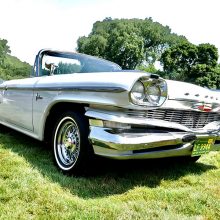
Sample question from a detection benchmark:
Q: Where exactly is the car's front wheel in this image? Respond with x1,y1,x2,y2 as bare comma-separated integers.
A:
52,111,91,175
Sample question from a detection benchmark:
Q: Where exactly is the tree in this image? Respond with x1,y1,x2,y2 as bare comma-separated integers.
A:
136,63,157,74
0,37,31,80
160,42,219,88
197,43,218,67
106,31,144,69
77,18,187,69
195,64,220,89
160,42,198,80
0,38,11,65
77,35,107,58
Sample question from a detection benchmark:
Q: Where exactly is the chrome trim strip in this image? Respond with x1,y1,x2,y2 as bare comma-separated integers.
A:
86,109,193,132
89,126,190,151
2,86,126,93
36,86,127,93
170,98,220,102
93,143,193,159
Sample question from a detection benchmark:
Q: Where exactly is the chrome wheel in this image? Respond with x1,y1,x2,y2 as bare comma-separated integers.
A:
54,117,80,171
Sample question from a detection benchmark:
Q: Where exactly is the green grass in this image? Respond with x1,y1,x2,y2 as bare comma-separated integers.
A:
0,125,219,219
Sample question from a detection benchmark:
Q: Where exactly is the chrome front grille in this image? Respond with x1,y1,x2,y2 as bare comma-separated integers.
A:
127,109,220,129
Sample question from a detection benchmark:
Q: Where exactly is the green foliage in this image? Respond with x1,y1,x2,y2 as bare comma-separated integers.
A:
0,55,32,80
107,31,144,69
77,35,107,58
0,38,31,80
197,43,218,67
195,64,220,89
0,38,32,80
160,42,219,88
0,38,11,65
77,18,187,69
161,43,197,76
136,63,158,74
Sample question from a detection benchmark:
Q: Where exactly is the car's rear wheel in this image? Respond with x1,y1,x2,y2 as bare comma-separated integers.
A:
52,111,91,175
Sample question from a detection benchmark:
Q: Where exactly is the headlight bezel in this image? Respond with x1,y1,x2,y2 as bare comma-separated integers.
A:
130,77,167,107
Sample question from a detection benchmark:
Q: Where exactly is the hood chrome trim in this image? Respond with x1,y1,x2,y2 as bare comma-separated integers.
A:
0,85,127,93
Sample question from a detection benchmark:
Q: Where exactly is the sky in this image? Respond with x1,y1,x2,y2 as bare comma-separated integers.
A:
0,0,220,64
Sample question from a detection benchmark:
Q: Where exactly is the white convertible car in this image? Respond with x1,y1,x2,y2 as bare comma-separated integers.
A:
0,49,219,174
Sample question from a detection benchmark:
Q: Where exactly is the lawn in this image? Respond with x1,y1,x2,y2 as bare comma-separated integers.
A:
0,125,219,219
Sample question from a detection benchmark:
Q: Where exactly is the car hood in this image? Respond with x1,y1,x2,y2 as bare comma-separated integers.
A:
166,80,220,104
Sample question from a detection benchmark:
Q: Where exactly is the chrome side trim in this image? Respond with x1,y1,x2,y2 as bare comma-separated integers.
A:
2,86,126,93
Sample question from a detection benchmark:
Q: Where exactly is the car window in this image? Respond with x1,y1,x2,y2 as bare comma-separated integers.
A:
40,52,121,76
41,55,82,76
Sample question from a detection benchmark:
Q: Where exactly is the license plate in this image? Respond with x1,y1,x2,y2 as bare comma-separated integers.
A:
191,138,215,157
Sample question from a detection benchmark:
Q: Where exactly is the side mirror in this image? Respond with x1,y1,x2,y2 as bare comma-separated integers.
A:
45,61,58,75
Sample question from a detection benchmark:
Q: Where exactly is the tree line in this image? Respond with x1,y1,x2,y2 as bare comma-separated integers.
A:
77,17,220,89
0,38,31,80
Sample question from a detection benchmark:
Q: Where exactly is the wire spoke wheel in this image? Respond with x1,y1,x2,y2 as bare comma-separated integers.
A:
52,111,91,174
55,118,80,169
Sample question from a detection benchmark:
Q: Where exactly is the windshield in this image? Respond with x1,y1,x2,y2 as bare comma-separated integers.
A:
40,51,121,76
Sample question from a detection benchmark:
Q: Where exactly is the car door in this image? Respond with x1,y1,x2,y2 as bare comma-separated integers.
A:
0,77,39,131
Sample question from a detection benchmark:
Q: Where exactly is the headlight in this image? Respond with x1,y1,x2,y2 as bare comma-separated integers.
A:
130,77,167,107
130,81,145,101
146,84,161,104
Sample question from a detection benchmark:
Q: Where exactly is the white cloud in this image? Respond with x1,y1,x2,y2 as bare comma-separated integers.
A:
0,0,220,64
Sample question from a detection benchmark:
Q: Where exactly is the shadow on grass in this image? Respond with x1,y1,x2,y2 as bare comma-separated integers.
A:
0,125,217,199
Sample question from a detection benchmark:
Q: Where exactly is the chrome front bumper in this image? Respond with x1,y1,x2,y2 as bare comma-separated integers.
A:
86,109,220,159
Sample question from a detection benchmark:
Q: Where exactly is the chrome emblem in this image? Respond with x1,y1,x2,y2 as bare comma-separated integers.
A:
192,103,212,112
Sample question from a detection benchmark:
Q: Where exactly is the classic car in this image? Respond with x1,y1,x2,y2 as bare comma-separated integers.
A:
0,49,219,174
